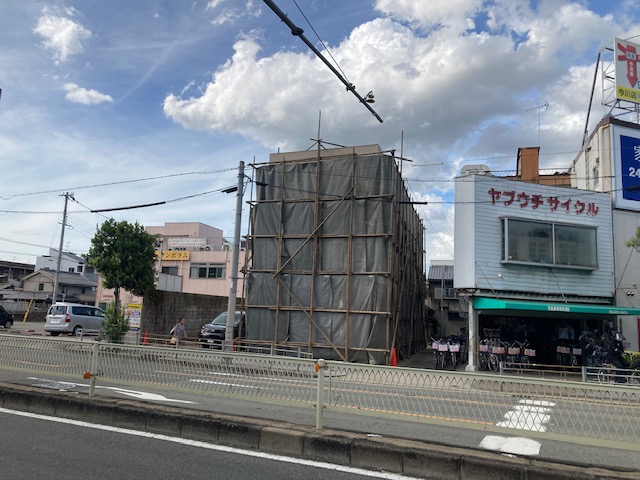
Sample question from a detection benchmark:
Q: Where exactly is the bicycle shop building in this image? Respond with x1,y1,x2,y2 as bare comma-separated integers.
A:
453,172,640,370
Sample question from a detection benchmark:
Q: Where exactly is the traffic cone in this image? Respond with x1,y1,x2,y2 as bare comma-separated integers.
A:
142,330,149,345
390,347,398,366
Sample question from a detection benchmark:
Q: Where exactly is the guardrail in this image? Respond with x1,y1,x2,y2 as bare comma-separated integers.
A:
0,335,638,450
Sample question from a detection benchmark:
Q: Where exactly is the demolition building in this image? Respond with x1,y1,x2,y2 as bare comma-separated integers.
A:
243,144,428,364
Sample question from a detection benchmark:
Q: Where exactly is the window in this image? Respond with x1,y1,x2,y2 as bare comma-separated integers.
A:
502,218,597,269
593,165,599,188
38,283,44,291
189,263,226,279
162,266,179,275
77,265,83,273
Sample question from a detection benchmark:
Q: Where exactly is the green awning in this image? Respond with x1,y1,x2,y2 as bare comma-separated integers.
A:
473,297,640,316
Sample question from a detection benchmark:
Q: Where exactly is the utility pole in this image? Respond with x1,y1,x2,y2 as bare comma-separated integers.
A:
52,192,72,305
224,162,245,351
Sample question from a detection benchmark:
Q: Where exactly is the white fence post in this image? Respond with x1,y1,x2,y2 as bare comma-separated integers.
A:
88,341,99,397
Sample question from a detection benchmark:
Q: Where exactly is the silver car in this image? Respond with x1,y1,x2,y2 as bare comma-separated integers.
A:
45,303,105,336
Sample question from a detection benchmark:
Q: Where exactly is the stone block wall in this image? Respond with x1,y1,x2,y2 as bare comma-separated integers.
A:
141,290,239,336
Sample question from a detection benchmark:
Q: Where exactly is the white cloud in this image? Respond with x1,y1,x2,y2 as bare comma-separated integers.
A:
374,0,484,35
208,0,261,26
33,6,92,65
63,83,113,105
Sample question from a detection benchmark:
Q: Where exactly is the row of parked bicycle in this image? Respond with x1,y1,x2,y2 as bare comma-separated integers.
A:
477,338,536,371
430,335,466,370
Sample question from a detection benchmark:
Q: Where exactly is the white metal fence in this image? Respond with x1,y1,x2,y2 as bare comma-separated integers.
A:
0,335,639,450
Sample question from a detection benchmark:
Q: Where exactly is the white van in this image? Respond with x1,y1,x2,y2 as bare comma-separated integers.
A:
45,303,105,336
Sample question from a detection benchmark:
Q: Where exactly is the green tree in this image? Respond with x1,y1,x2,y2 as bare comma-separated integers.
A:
86,219,156,321
101,302,129,343
627,226,640,252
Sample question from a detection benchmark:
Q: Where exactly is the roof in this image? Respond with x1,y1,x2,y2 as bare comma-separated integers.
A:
428,264,454,281
22,270,97,287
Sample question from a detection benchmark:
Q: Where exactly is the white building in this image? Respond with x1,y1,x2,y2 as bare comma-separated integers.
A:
572,115,640,351
454,172,640,369
35,249,97,282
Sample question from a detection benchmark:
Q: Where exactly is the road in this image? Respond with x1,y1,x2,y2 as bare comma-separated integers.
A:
2,324,640,472
0,407,416,480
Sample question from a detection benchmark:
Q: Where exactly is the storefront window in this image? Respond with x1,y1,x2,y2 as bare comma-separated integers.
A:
502,218,597,269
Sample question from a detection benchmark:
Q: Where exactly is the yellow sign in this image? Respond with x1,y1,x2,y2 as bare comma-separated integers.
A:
126,303,142,330
161,250,190,261
617,86,639,103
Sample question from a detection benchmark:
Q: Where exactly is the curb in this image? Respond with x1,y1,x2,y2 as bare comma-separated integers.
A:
0,382,637,480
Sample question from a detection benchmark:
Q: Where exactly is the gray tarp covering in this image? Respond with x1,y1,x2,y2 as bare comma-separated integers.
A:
245,151,427,363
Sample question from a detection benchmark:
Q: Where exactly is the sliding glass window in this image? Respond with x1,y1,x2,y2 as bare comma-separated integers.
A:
501,218,597,269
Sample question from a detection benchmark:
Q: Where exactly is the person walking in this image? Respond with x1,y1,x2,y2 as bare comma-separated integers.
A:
170,317,188,347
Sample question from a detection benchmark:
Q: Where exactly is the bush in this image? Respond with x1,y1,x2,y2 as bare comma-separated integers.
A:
101,303,129,343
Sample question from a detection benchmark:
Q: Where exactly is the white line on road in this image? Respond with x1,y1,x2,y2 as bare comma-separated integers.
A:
27,377,197,404
0,407,421,479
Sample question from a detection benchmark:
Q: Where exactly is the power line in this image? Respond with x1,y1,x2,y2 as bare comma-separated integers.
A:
0,169,234,200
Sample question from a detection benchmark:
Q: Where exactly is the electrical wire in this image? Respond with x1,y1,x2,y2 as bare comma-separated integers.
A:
0,169,235,200
291,0,352,84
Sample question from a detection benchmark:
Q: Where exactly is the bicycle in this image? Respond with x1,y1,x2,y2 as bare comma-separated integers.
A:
488,342,506,372
448,338,460,370
478,339,490,371
431,338,448,369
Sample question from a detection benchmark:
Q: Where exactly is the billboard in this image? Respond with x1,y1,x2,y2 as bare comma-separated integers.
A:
613,124,640,210
615,38,640,104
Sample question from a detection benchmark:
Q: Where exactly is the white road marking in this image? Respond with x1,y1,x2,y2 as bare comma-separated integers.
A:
0,407,420,479
479,435,541,456
189,378,260,389
27,377,197,404
496,399,555,432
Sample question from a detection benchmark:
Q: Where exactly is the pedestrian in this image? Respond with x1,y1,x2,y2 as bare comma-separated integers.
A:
170,317,187,346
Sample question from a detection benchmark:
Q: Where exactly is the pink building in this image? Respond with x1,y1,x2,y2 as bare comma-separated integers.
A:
96,222,247,309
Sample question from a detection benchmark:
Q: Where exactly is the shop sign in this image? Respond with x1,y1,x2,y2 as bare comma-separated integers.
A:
161,251,190,261
488,188,599,216
615,38,640,103
620,134,640,202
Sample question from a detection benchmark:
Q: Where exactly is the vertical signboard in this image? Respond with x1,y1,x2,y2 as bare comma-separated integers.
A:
613,124,640,211
126,303,142,330
615,38,640,103
621,134,640,201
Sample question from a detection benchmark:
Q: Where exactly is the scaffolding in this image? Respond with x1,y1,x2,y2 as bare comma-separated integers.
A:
244,144,428,364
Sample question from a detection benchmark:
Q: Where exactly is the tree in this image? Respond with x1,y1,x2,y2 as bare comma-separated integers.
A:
627,226,640,252
101,302,129,343
86,219,156,320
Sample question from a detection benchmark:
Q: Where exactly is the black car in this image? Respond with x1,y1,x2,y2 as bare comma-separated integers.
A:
0,305,14,329
198,311,244,348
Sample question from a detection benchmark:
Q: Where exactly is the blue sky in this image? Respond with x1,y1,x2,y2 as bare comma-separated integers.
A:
1,0,639,266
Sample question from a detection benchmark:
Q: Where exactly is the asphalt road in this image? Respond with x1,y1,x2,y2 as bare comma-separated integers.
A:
0,408,412,480
2,323,640,472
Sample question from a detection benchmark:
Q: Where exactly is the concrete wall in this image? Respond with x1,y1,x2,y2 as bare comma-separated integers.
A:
613,209,640,351
141,290,239,336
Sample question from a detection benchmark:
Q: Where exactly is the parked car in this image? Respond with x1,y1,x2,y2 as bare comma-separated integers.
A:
0,305,13,329
44,303,105,336
198,311,244,348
